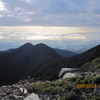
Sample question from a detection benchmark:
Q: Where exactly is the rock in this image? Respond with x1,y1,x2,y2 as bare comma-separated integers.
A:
18,96,24,99
2,86,6,88
47,97,50,100
0,84,29,99
24,88,28,94
8,94,18,100
18,87,28,95
59,68,80,78
24,93,41,100
11,85,18,89
0,93,6,97
6,89,14,94
46,81,50,83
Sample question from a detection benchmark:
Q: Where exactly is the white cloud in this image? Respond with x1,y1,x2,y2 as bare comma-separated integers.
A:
26,0,31,3
0,14,3,17
14,7,34,21
0,0,6,11
21,0,31,3
24,18,32,22
0,36,4,40
7,14,14,17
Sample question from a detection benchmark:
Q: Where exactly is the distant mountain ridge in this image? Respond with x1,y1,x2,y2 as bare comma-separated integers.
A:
54,48,78,58
0,49,14,53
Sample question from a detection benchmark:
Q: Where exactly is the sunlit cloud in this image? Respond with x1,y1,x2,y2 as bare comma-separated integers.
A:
0,26,92,41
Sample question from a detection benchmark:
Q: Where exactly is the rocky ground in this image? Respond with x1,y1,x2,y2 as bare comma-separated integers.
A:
1,76,100,100
0,83,41,100
0,84,28,100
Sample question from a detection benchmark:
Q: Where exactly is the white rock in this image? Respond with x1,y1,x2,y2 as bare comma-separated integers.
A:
24,93,41,100
18,87,28,94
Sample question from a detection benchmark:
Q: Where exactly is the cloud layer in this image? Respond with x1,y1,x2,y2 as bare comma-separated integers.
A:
0,26,99,52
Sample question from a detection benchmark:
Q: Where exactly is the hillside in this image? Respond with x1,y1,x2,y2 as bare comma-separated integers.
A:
59,44,100,68
54,48,78,58
80,57,100,72
27,76,100,100
0,43,61,85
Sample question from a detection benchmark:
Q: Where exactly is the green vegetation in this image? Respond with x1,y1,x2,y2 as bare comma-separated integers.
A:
27,76,100,100
80,57,100,72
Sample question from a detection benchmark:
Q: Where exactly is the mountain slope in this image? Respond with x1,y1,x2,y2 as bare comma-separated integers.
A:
59,44,100,69
80,57,100,72
54,48,78,58
0,43,61,85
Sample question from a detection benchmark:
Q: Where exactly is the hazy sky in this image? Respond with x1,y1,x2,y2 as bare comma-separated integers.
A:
0,0,100,52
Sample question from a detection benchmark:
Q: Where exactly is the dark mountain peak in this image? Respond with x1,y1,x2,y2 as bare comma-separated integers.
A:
11,43,35,54
22,43,34,47
34,43,61,58
35,43,48,47
35,43,51,50
18,43,34,49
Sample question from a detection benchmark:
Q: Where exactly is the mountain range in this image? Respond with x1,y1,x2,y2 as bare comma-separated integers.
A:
54,48,78,58
0,43,100,85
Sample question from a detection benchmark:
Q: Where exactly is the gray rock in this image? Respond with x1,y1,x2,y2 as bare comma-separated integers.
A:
0,93,6,97
6,89,14,94
18,96,24,99
59,68,80,78
8,94,18,100
24,93,41,100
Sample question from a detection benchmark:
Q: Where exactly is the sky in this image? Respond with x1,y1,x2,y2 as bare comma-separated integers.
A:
0,0,100,53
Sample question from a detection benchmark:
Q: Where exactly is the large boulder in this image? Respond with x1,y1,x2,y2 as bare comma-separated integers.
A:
59,68,80,78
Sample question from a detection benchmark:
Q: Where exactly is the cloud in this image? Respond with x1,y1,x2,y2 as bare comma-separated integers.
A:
0,26,89,41
0,0,7,11
0,0,100,27
0,26,99,44
25,0,31,3
21,0,31,3
0,15,3,17
24,18,32,22
0,36,4,40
